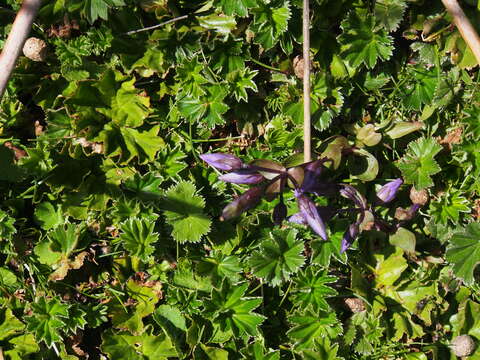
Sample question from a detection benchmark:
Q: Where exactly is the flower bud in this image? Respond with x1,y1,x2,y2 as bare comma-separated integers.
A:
341,223,359,253
273,201,288,225
295,190,328,241
219,170,264,184
221,186,264,220
200,153,244,171
376,178,403,204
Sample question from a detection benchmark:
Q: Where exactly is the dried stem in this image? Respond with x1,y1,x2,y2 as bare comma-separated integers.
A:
0,0,42,100
124,15,188,35
442,0,480,65
303,0,311,163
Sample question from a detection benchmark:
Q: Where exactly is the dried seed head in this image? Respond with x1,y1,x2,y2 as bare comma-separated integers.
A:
293,56,305,79
410,187,428,205
451,335,476,357
23,37,47,62
344,298,365,313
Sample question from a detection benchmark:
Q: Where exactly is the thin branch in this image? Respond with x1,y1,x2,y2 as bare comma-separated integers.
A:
124,15,189,35
442,0,480,65
0,0,41,101
303,0,311,162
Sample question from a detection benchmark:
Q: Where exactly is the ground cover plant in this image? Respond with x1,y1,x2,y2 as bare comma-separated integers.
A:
1,0,480,358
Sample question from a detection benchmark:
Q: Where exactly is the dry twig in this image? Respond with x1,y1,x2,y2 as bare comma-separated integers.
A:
442,0,480,65
0,0,42,100
303,0,311,162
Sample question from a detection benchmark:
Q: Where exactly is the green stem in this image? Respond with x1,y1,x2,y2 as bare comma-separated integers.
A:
248,57,283,72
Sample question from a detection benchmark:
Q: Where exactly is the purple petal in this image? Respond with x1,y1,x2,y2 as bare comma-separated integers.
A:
273,202,288,225
221,186,264,220
219,170,264,184
340,185,367,210
376,178,403,204
341,223,359,253
200,153,244,171
295,190,328,241
301,159,325,192
288,212,307,225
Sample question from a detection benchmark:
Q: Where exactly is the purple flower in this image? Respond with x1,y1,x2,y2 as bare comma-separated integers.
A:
221,186,264,220
200,153,244,171
219,170,264,184
341,223,359,253
376,178,403,204
295,190,328,241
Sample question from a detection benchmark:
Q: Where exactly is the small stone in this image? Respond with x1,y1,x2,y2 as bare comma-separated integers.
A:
23,37,47,62
451,335,476,357
344,297,365,313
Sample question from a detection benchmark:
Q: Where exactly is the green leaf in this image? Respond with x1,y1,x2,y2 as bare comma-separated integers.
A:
200,344,229,359
350,148,379,182
197,250,242,282
338,9,394,69
119,217,159,262
250,1,291,50
396,137,442,189
34,202,64,230
175,57,208,98
101,330,176,360
398,66,438,110
124,173,163,201
108,77,151,127
291,268,338,312
0,209,16,241
226,68,258,102
248,229,304,287
177,85,229,129
0,308,25,341
162,181,211,243
26,297,69,348
374,246,408,287
389,227,416,253
429,189,470,225
446,222,480,285
204,280,265,337
4,334,39,360
374,0,407,32
287,307,343,350
97,124,165,164
198,14,237,35
82,0,125,23
215,0,257,17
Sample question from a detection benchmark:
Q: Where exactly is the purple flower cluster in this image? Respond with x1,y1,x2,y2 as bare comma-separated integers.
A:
200,153,418,253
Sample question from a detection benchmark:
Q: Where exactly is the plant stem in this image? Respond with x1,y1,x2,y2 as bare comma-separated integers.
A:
248,57,283,72
0,0,42,101
125,14,188,35
303,0,311,163
442,0,480,64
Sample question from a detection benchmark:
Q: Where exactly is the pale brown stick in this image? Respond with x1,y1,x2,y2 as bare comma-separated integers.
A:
0,0,42,100
303,0,311,162
442,0,480,65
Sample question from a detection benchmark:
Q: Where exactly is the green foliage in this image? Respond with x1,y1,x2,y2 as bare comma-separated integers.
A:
119,217,159,262
26,297,69,347
291,268,338,312
162,181,211,243
204,280,265,337
397,137,442,189
446,223,480,285
0,0,479,357
248,229,304,286
338,9,394,69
